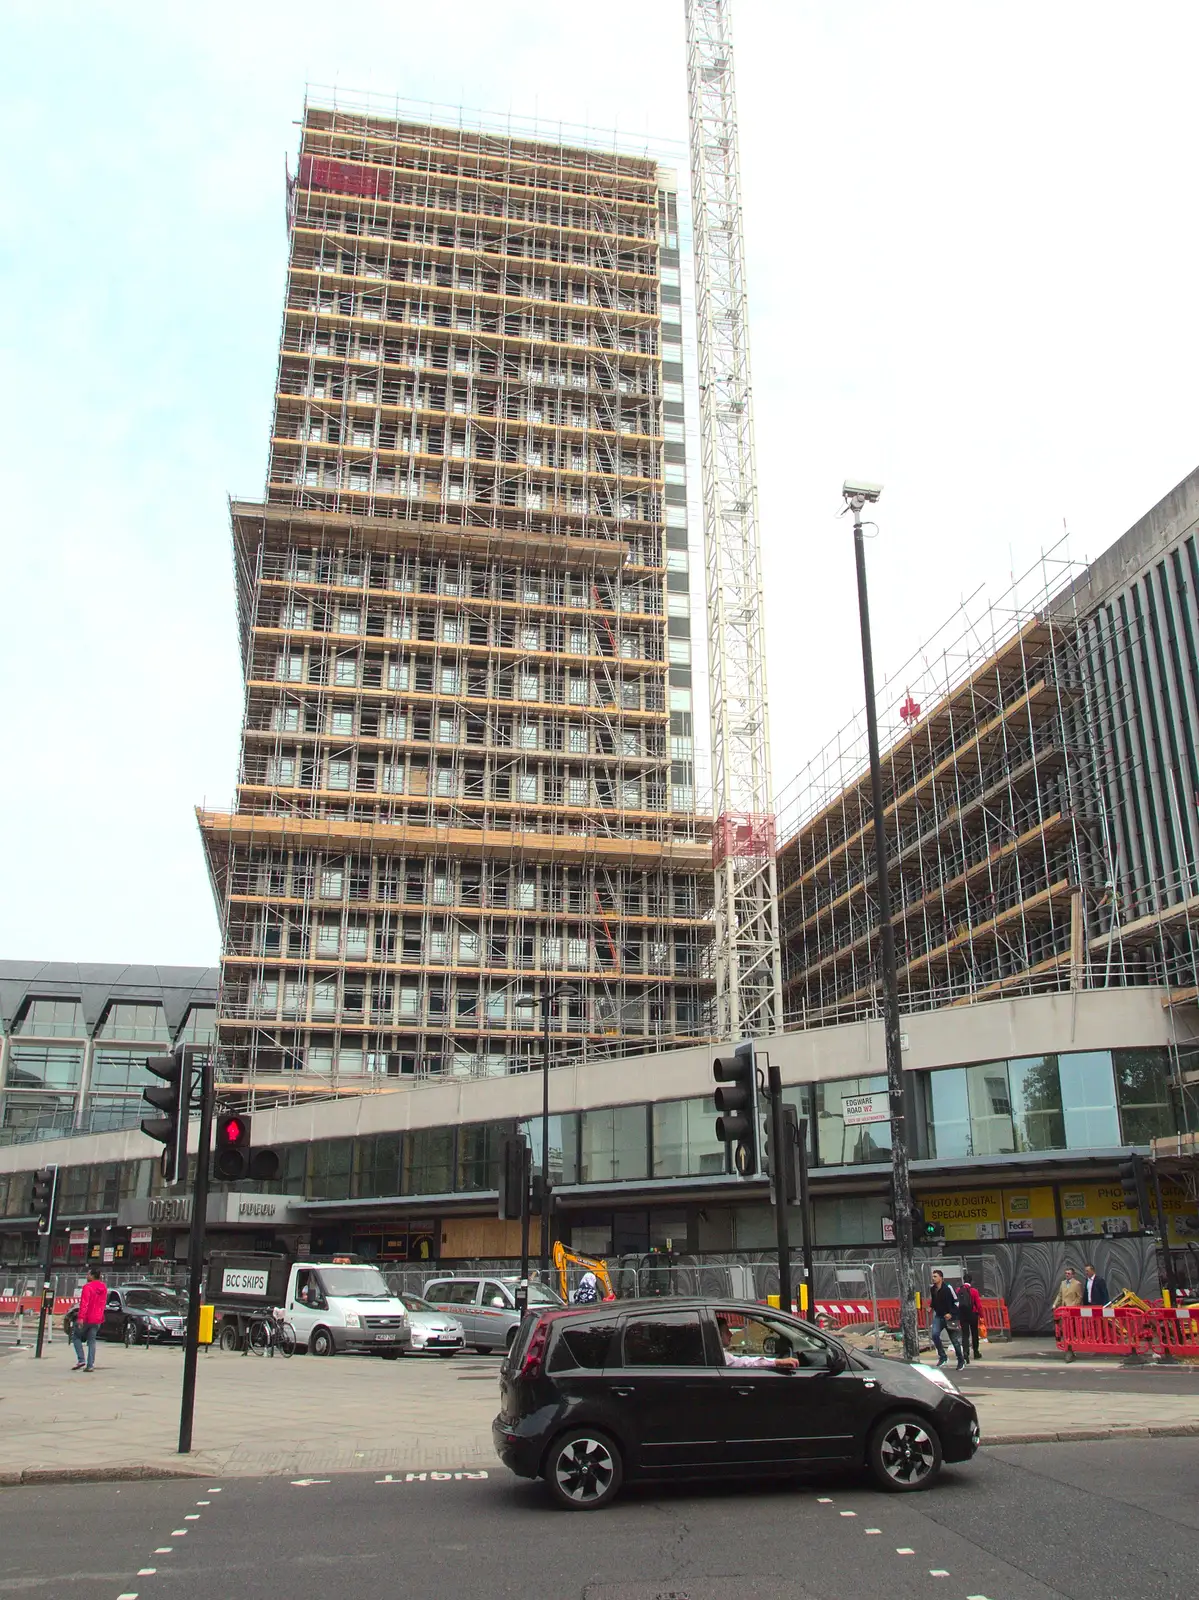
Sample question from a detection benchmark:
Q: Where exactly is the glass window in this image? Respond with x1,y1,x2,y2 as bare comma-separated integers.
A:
177,1008,216,1044
14,999,84,1037
90,1049,161,1090
1008,1056,1065,1151
963,1061,1016,1156
403,1127,454,1196
814,1076,891,1166
0,1093,75,1136
925,1067,970,1159
354,1133,401,1198
1059,1051,1120,1148
306,1139,353,1201
96,1004,172,1043
1114,1048,1177,1145
652,1096,725,1178
5,1045,84,1090
548,1320,616,1372
521,1114,579,1187
580,1105,648,1183
456,1123,516,1191
623,1311,706,1367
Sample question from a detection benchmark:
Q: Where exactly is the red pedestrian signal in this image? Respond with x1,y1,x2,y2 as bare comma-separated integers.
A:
213,1111,252,1180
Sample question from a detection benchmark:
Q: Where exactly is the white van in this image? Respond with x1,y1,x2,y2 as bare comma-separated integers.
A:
284,1261,411,1357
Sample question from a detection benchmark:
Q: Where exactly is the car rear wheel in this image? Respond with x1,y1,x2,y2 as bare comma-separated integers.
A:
544,1429,623,1511
309,1326,335,1357
868,1412,942,1492
474,1345,492,1355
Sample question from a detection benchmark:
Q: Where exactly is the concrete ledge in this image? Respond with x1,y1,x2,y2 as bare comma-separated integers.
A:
2,1464,211,1487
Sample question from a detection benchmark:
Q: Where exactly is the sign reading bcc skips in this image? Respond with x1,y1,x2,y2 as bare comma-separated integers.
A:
221,1269,271,1296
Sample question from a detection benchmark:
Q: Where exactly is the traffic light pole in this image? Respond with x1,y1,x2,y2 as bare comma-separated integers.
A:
33,1168,61,1360
796,1117,815,1313
851,497,920,1363
1151,1164,1178,1307
766,1064,792,1313
178,1049,213,1455
516,1140,531,1319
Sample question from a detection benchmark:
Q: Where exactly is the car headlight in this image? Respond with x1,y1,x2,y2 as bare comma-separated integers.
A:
144,1317,163,1328
452,1321,464,1336
911,1361,958,1393
342,1313,360,1328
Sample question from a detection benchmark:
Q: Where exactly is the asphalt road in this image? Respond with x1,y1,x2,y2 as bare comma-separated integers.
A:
954,1362,1199,1394
2,1438,1196,1600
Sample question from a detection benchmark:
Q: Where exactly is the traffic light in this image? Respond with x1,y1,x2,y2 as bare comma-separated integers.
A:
498,1134,528,1220
1118,1151,1153,1230
141,1047,188,1182
911,1202,945,1241
713,1040,758,1176
31,1166,58,1234
213,1112,281,1182
763,1103,800,1204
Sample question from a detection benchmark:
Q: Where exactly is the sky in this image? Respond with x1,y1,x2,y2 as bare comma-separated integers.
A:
2,1,1197,967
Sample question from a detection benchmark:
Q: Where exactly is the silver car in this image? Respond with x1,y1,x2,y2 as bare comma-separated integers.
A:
422,1275,564,1354
398,1292,466,1357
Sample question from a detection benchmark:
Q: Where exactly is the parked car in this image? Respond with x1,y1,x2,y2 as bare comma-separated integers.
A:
63,1284,187,1347
422,1275,564,1354
398,1292,466,1356
493,1298,980,1510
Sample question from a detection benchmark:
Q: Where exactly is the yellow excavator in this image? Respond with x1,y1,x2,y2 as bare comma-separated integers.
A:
553,1241,616,1303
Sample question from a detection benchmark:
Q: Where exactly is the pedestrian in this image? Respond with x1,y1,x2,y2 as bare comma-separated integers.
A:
72,1266,107,1372
928,1269,965,1371
573,1271,600,1305
1082,1263,1109,1306
1052,1266,1083,1309
958,1272,984,1361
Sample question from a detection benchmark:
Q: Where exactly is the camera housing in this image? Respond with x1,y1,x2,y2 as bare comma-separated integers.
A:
842,479,883,504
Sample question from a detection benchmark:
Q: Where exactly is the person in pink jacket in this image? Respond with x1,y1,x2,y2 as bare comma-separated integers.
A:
72,1267,107,1371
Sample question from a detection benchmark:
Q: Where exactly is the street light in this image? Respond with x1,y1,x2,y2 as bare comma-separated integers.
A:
843,479,920,1362
539,982,579,1274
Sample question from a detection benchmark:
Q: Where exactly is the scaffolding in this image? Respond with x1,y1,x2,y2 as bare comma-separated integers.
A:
198,98,717,1105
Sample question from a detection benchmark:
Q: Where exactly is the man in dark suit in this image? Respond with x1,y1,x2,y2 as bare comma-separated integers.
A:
1082,1263,1109,1305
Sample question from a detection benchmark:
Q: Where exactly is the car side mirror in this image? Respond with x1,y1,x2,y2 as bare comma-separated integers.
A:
823,1346,848,1374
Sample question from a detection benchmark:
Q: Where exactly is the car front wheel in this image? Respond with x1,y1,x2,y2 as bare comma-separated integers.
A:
543,1428,623,1511
309,1327,335,1357
868,1412,943,1492
123,1320,141,1347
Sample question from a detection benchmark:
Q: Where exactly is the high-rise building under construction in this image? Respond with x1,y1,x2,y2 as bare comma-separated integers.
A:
198,98,714,1095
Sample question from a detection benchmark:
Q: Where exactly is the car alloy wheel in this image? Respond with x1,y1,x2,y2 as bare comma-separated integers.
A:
871,1413,942,1491
546,1430,622,1511
123,1320,140,1347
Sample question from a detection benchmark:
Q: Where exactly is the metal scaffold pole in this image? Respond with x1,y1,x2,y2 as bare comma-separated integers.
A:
685,0,783,1042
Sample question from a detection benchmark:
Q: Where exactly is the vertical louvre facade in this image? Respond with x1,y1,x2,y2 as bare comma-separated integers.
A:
198,103,714,1095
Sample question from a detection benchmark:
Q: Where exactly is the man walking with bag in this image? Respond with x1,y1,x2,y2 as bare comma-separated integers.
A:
958,1272,984,1361
929,1268,965,1371
72,1266,106,1371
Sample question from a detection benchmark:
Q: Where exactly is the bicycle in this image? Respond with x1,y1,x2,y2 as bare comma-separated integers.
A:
247,1309,296,1358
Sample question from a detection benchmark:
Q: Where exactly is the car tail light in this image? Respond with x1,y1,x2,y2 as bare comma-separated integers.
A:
518,1316,552,1378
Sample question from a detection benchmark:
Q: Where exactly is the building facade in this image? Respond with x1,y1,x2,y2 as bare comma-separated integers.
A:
198,101,714,1098
0,963,218,1144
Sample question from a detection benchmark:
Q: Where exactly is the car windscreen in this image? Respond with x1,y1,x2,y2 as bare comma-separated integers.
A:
319,1268,392,1299
400,1293,433,1312
123,1291,183,1312
526,1282,564,1306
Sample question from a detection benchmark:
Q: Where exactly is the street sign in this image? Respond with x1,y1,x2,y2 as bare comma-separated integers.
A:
842,1091,889,1126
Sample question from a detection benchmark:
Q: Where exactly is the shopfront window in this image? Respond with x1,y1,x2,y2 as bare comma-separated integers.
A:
579,1105,648,1183
814,1076,891,1166
1114,1048,1177,1145
652,1096,725,1178
521,1114,579,1187
1058,1052,1120,1148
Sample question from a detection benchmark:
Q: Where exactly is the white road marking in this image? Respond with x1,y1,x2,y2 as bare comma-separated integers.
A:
184,1514,200,1520
839,1510,856,1517
290,1478,331,1487
864,1528,881,1534
196,1499,210,1505
137,1570,157,1576
817,1496,834,1503
209,1487,222,1493
375,1470,489,1483
117,1592,138,1598
170,1530,187,1537
154,1548,172,1554
896,1547,915,1555
929,1570,949,1577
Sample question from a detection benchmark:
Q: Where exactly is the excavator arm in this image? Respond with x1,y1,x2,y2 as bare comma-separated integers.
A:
553,1240,615,1302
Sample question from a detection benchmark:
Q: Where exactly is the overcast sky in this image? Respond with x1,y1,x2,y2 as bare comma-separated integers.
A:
2,1,1197,967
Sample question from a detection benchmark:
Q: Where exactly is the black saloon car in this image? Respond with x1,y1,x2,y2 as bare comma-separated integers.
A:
493,1298,979,1510
63,1284,187,1346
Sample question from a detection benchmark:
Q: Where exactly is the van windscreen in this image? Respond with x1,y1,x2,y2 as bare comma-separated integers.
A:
319,1267,391,1299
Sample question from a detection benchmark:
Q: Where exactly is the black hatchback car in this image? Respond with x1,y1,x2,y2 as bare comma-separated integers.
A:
493,1298,979,1510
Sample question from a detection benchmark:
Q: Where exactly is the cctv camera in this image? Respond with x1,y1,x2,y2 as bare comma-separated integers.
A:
842,479,883,504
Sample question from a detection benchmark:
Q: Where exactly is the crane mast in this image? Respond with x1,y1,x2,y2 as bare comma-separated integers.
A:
685,0,782,1040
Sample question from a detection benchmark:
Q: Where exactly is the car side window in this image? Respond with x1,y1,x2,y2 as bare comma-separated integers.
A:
718,1312,833,1367
548,1320,616,1373
482,1281,511,1309
437,1282,478,1306
623,1311,707,1367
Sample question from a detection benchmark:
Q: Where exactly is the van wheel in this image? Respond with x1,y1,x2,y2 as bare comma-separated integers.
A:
544,1428,623,1511
218,1324,240,1353
380,1349,400,1360
868,1412,942,1491
310,1327,336,1357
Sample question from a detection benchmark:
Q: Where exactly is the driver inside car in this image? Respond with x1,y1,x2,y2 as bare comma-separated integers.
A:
717,1314,799,1371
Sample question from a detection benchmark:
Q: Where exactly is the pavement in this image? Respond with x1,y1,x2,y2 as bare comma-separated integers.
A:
2,1437,1197,1599
2,1334,1198,1483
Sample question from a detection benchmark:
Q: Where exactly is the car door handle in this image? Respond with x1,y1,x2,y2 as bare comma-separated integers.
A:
611,1386,635,1397
732,1386,755,1396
